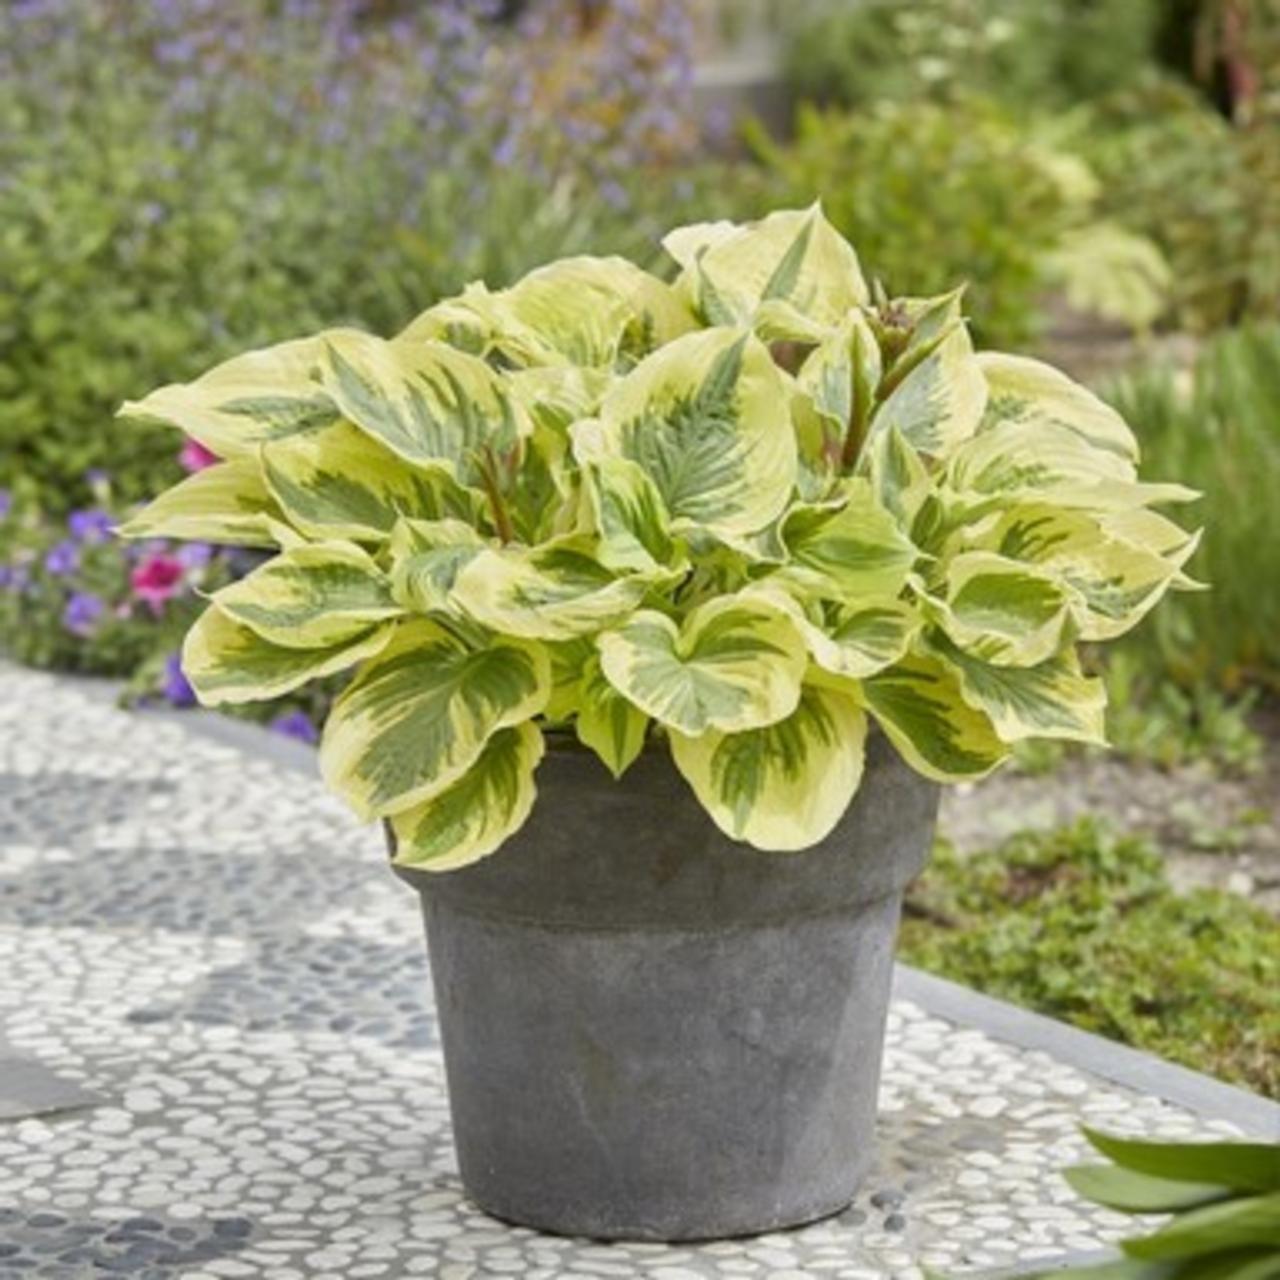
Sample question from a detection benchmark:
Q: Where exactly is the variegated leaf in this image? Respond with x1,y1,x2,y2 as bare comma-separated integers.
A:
930,634,1107,744
262,421,481,542
211,541,401,649
933,552,1072,667
449,542,657,640
865,424,933,530
390,721,544,871
780,478,917,601
862,651,1008,780
670,684,867,851
597,596,806,736
387,517,488,615
118,333,343,457
666,205,868,328
117,457,285,548
322,331,524,477
320,619,551,819
575,655,651,778
182,605,393,706
506,365,612,433
597,327,798,539
977,352,1139,462
792,596,921,680
395,283,496,355
871,322,987,458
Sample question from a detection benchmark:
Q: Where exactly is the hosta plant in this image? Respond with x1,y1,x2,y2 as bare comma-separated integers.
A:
119,207,1200,870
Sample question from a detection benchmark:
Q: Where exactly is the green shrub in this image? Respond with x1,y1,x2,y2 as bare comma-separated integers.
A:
782,0,1163,114
0,1,711,513
901,821,1280,1097
1080,82,1280,331
1106,324,1280,691
746,99,1095,346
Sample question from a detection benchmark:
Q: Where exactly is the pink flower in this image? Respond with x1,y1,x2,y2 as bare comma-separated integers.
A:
178,438,219,472
131,553,186,613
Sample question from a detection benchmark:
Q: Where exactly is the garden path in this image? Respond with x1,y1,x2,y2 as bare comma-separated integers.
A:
1,662,1274,1279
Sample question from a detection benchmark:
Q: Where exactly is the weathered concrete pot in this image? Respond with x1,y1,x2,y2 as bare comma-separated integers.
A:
392,731,939,1241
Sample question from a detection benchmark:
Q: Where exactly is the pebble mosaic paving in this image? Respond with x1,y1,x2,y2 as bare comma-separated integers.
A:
0,663,1267,1278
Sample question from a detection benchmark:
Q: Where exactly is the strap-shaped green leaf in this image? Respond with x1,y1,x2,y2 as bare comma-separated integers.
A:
118,333,343,456
1122,1192,1280,1260
1065,1164,1233,1215
117,458,286,548
449,542,658,640
598,596,806,736
262,421,481,542
1083,1131,1280,1195
671,684,867,851
780,478,917,601
182,605,394,706
862,650,1007,780
390,722,544,872
320,619,550,819
211,542,402,649
575,655,650,779
598,327,798,539
978,352,1140,462
322,331,525,476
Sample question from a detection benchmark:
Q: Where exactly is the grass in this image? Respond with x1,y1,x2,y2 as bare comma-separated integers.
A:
899,820,1280,1098
1106,324,1280,694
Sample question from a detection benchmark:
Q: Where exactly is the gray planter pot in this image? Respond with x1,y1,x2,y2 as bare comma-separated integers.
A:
392,731,939,1241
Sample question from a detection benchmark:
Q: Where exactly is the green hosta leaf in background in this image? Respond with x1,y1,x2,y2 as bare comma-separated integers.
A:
1122,1193,1280,1260
671,684,867,851
934,552,1072,667
117,457,286,548
871,321,988,458
934,635,1107,744
211,542,401,649
449,542,658,640
665,204,868,329
118,333,342,457
182,606,393,706
1064,1165,1232,1215
387,517,488,615
575,655,651,778
780,478,917,601
261,420,481,542
862,650,1007,780
598,596,806,736
977,352,1140,462
321,331,524,476
320,619,550,820
598,327,797,540
390,722,544,872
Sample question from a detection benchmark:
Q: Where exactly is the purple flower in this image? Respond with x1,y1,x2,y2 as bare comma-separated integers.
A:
161,652,197,708
84,468,110,487
44,540,80,576
0,489,11,520
269,709,318,745
68,508,114,544
175,542,214,569
62,591,106,637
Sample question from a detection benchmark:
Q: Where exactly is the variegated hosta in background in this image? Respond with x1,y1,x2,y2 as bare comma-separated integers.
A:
118,206,1201,868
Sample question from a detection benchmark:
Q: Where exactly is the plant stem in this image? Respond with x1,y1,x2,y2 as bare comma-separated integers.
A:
477,446,515,544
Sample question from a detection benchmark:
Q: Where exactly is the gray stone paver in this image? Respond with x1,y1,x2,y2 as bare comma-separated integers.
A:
0,662,1262,1278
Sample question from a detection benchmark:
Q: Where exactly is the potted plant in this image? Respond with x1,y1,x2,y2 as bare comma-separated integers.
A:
119,207,1199,1241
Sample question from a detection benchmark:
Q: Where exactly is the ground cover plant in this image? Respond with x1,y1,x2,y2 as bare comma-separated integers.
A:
901,820,1280,1096
117,206,1199,870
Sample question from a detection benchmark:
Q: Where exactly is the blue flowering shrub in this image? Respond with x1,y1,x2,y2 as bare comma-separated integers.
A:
0,0,707,512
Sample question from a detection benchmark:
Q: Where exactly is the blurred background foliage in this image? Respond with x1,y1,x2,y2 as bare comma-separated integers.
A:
3,0,1279,1090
